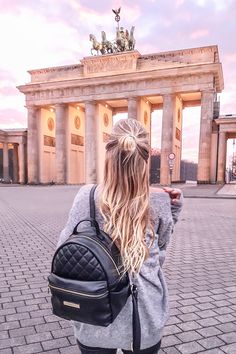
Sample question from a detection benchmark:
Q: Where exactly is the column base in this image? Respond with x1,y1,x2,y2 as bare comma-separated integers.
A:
197,180,212,184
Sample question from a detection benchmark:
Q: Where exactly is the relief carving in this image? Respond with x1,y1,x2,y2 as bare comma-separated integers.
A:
71,134,84,146
44,135,55,147
83,54,138,75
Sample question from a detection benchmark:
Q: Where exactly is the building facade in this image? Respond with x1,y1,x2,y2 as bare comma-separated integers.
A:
0,129,27,183
17,46,226,185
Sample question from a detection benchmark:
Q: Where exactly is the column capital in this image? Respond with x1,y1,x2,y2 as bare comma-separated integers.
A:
201,89,215,94
84,100,96,106
128,96,138,101
55,103,67,109
162,93,176,98
25,105,38,111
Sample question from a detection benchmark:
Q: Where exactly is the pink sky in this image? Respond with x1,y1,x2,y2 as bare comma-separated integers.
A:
0,0,236,162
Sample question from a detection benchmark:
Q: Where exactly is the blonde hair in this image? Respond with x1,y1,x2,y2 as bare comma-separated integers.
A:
99,118,155,274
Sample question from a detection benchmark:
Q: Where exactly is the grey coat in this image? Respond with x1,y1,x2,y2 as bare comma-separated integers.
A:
57,184,183,350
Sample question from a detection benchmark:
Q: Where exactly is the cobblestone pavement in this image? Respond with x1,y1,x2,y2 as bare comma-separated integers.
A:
0,186,236,354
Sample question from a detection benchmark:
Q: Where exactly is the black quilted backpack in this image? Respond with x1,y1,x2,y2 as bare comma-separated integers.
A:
48,185,141,352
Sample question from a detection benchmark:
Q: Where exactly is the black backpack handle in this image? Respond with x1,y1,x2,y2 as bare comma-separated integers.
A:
73,218,100,235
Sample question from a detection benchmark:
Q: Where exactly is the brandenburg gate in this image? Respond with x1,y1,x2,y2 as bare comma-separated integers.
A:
17,45,224,185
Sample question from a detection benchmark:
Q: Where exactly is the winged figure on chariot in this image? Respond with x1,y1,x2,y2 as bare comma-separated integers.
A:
89,7,136,56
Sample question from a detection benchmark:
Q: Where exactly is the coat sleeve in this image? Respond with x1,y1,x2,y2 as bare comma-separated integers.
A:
157,192,183,266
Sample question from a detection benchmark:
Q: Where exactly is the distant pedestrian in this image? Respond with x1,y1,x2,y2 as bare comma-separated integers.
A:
58,118,183,354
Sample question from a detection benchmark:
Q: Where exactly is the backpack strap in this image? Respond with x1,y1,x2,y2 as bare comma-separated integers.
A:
131,284,141,352
72,185,99,236
89,184,97,220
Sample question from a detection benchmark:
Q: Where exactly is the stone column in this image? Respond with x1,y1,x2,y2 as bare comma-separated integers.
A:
13,144,19,183
160,94,175,185
197,91,214,183
217,131,226,183
128,97,138,120
3,142,10,182
210,121,218,183
27,106,39,184
55,104,67,184
18,143,25,184
85,101,97,184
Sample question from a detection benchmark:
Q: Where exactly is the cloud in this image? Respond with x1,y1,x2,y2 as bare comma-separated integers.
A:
0,0,235,163
0,108,26,128
0,86,19,96
0,69,15,82
190,29,209,39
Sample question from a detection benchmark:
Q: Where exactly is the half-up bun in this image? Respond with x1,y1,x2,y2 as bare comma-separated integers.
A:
118,135,136,153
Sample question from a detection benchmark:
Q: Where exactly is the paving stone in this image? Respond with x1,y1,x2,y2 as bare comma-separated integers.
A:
197,336,225,349
214,314,236,323
59,346,80,354
0,308,17,316
213,300,232,307
180,305,199,314
197,317,221,327
52,327,74,338
195,291,212,297
196,326,222,337
0,331,9,340
6,312,30,322
179,293,197,300
177,313,201,322
0,337,26,350
0,320,20,331
20,317,45,328
220,344,236,354
163,348,181,354
176,330,202,342
195,309,218,318
210,288,227,295
177,321,202,332
167,316,182,325
195,302,215,311
26,332,53,344
196,296,214,303
176,341,205,354
199,349,225,353
13,343,43,354
3,301,25,309
0,349,13,354
216,322,236,333
42,338,70,351
161,334,182,348
214,306,234,315
178,299,199,306
9,327,36,338
163,325,182,336
218,331,236,344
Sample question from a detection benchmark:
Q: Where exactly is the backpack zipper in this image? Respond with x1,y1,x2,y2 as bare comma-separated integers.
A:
78,235,121,276
48,284,108,298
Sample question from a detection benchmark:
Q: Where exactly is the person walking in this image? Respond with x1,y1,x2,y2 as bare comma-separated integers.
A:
57,118,183,354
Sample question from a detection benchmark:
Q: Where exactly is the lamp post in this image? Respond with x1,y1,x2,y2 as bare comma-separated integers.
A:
168,153,176,186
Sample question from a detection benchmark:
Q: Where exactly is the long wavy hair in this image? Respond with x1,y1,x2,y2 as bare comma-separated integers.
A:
99,118,155,274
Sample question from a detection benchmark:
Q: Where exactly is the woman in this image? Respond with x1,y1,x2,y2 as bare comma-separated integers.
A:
58,118,183,354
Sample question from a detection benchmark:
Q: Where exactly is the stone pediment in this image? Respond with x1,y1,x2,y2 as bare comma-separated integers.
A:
81,50,140,76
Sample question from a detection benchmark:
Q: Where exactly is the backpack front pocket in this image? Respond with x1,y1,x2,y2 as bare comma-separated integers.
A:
48,274,111,325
